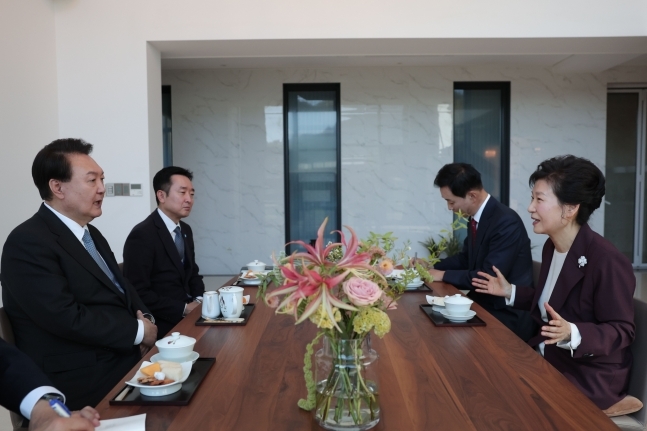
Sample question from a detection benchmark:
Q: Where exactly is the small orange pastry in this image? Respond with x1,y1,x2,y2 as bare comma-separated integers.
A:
140,362,161,377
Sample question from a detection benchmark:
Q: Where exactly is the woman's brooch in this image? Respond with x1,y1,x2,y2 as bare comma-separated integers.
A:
578,256,587,268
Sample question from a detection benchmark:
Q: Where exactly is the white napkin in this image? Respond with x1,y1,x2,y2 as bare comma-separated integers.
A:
426,295,444,306
96,414,146,431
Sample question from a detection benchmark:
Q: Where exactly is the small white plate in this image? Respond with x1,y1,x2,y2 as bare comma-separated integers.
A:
239,278,261,286
405,281,424,289
150,351,199,364
440,309,476,323
125,360,192,397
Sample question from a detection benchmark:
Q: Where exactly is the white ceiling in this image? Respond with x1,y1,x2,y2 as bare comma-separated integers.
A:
153,37,647,73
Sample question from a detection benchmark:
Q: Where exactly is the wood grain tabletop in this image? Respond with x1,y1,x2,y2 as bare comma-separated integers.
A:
95,278,618,431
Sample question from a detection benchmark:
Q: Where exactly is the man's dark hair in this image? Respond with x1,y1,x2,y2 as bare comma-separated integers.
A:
529,155,605,226
32,138,94,201
433,163,483,198
153,166,194,205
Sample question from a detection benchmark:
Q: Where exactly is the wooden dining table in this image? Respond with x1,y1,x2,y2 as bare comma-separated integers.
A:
95,278,620,430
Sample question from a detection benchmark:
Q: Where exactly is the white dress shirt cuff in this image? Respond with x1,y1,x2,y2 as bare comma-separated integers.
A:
557,323,582,357
20,387,64,419
505,284,516,306
134,319,144,345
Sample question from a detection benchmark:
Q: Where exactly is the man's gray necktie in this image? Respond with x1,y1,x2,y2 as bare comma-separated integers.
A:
174,226,185,263
82,230,124,294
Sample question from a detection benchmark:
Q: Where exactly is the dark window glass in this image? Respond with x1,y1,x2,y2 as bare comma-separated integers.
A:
283,84,341,253
162,85,173,167
453,82,510,205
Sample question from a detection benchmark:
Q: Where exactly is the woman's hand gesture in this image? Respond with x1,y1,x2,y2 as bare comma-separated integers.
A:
472,266,513,299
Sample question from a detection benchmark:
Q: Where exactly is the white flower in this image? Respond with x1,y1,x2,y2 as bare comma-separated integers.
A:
578,256,587,268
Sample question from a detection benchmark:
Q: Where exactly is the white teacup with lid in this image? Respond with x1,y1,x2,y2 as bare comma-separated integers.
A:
247,260,266,272
444,294,473,316
155,332,196,362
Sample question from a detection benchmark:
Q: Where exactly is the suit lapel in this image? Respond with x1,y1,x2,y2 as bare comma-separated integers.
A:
37,205,128,305
469,197,496,269
530,240,555,315
545,225,590,312
152,211,185,275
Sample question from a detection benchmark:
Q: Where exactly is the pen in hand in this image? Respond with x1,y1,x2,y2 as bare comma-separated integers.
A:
49,399,72,418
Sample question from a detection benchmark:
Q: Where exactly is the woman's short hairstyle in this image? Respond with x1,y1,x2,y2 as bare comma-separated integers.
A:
529,155,605,226
32,138,94,201
434,163,483,198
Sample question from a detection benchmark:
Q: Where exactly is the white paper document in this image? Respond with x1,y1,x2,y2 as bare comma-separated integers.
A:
96,413,146,431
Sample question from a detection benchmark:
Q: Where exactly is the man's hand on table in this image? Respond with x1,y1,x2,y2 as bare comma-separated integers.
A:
138,310,157,349
427,268,444,282
30,401,100,431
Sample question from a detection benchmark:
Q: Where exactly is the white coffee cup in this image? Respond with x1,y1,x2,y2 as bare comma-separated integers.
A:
219,286,244,318
201,291,220,319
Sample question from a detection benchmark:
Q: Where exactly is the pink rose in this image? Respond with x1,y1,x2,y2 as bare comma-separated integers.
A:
343,277,382,307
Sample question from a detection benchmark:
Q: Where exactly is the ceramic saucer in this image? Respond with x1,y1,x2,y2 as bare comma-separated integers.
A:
439,309,476,323
150,351,199,364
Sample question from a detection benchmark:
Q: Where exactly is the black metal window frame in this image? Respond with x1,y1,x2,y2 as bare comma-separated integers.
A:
453,81,511,206
282,83,342,250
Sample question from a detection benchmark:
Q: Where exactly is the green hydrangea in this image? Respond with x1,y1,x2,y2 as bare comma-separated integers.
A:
353,307,391,338
309,304,341,329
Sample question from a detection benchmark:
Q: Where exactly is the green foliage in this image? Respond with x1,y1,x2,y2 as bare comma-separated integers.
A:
419,210,468,259
297,332,323,411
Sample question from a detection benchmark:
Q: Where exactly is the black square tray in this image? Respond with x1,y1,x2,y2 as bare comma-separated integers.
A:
420,304,486,327
195,303,255,326
109,357,215,406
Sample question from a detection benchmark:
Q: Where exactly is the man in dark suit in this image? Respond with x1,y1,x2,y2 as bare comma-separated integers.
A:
123,166,205,338
430,163,536,341
0,339,99,431
1,139,157,410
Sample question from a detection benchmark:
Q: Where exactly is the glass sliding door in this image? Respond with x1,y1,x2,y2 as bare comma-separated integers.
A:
605,89,647,267
284,84,341,254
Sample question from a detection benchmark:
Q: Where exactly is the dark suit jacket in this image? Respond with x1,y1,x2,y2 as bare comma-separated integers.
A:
435,196,535,339
0,204,148,410
514,224,635,409
0,338,54,415
123,210,204,338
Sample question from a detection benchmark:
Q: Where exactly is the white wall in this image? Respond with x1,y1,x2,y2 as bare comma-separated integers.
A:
0,0,59,304
163,65,619,272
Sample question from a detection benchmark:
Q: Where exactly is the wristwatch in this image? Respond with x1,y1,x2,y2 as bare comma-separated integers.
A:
40,393,64,403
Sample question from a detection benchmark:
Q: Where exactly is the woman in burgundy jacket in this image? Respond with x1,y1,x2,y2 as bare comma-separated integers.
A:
472,155,637,413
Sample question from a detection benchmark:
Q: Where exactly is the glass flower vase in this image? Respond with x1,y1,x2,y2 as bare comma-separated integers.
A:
314,335,380,431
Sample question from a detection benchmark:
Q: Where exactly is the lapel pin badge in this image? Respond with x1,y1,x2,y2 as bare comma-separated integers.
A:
578,256,587,268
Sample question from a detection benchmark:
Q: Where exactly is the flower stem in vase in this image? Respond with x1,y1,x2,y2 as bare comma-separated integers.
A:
315,335,380,430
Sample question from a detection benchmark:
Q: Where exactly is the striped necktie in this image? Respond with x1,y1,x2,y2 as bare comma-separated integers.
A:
82,230,124,294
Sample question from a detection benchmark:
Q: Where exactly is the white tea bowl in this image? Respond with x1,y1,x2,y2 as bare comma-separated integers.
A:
247,260,266,271
444,294,473,316
155,332,196,362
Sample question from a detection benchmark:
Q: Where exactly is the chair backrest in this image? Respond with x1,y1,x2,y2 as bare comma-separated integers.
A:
0,307,28,431
628,298,647,425
532,260,542,287
0,307,15,345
